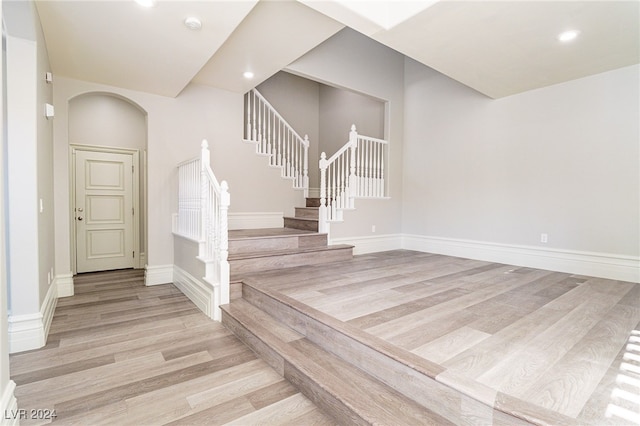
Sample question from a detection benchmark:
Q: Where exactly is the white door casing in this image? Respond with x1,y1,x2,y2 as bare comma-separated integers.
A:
74,149,136,273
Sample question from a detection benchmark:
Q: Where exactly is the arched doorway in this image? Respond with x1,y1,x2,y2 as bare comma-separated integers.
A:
68,93,147,273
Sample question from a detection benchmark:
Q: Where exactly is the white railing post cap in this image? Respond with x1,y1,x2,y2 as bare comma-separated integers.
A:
201,139,209,149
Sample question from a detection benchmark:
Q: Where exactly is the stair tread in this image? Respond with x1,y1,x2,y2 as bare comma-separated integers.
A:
229,244,353,261
283,216,318,222
223,299,304,343
222,300,450,426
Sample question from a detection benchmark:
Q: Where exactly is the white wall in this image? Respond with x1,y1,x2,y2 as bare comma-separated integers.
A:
1,0,18,417
287,28,405,240
54,78,303,279
403,58,640,258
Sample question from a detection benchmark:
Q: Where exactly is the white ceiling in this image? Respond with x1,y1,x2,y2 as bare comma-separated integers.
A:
34,0,639,99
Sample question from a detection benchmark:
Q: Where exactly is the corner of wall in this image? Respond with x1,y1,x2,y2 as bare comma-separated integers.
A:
55,273,74,297
144,264,174,286
7,279,57,353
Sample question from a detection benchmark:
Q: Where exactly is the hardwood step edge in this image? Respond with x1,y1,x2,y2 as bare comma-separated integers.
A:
283,216,318,222
229,244,353,261
229,228,326,241
220,301,448,425
239,280,578,426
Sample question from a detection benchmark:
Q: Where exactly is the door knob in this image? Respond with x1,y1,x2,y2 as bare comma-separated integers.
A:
77,216,83,221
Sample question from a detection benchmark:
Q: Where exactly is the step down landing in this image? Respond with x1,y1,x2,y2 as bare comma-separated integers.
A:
221,298,451,425
222,280,575,426
228,228,353,281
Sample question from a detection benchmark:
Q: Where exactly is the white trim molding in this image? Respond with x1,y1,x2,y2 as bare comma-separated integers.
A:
55,272,74,298
1,380,18,426
402,234,640,283
173,265,217,320
228,212,283,230
41,282,58,339
330,234,403,255
8,280,58,353
144,264,174,286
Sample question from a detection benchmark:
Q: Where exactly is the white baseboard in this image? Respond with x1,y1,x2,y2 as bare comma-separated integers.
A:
1,380,18,426
41,281,58,339
8,280,58,353
228,212,283,230
330,234,403,255
402,234,640,283
145,264,174,286
55,272,74,297
173,265,217,320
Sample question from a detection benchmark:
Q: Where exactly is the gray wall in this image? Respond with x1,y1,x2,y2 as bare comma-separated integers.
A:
287,28,405,239
403,58,639,256
319,84,385,158
257,71,386,189
5,0,55,320
257,72,321,188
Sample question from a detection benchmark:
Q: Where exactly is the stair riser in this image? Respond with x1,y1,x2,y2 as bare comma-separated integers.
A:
230,247,352,274
284,362,369,426
221,305,371,425
229,234,327,255
306,198,321,208
294,208,319,219
241,283,529,426
221,309,285,375
283,217,318,232
230,282,243,300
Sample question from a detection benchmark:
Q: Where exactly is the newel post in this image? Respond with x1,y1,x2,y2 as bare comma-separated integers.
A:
219,180,230,307
348,125,358,204
200,140,210,242
303,135,309,198
319,152,328,234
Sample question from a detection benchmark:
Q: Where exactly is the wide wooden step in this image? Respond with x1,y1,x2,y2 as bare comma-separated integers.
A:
228,228,326,255
229,244,353,279
221,299,451,425
228,279,576,426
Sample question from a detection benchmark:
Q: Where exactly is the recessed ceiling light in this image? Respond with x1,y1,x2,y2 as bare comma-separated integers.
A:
558,30,580,42
243,71,254,79
134,0,156,8
184,17,202,31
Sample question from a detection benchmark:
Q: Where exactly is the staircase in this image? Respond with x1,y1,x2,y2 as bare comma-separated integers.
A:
228,197,353,282
221,281,455,425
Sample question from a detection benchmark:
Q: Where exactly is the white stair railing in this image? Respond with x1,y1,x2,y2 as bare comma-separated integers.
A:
176,140,230,312
319,125,388,233
244,88,309,197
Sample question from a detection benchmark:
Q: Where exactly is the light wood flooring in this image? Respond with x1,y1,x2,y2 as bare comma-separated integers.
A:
241,250,640,425
9,269,334,426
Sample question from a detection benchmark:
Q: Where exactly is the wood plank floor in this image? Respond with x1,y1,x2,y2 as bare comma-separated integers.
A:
9,269,335,426
244,250,640,425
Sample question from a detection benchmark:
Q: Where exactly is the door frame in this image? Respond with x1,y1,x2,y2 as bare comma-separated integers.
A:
70,144,142,274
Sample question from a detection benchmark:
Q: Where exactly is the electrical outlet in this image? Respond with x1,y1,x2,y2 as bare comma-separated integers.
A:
371,225,376,233
540,233,548,243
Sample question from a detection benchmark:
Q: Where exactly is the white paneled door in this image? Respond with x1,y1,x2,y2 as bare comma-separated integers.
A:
75,150,135,273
